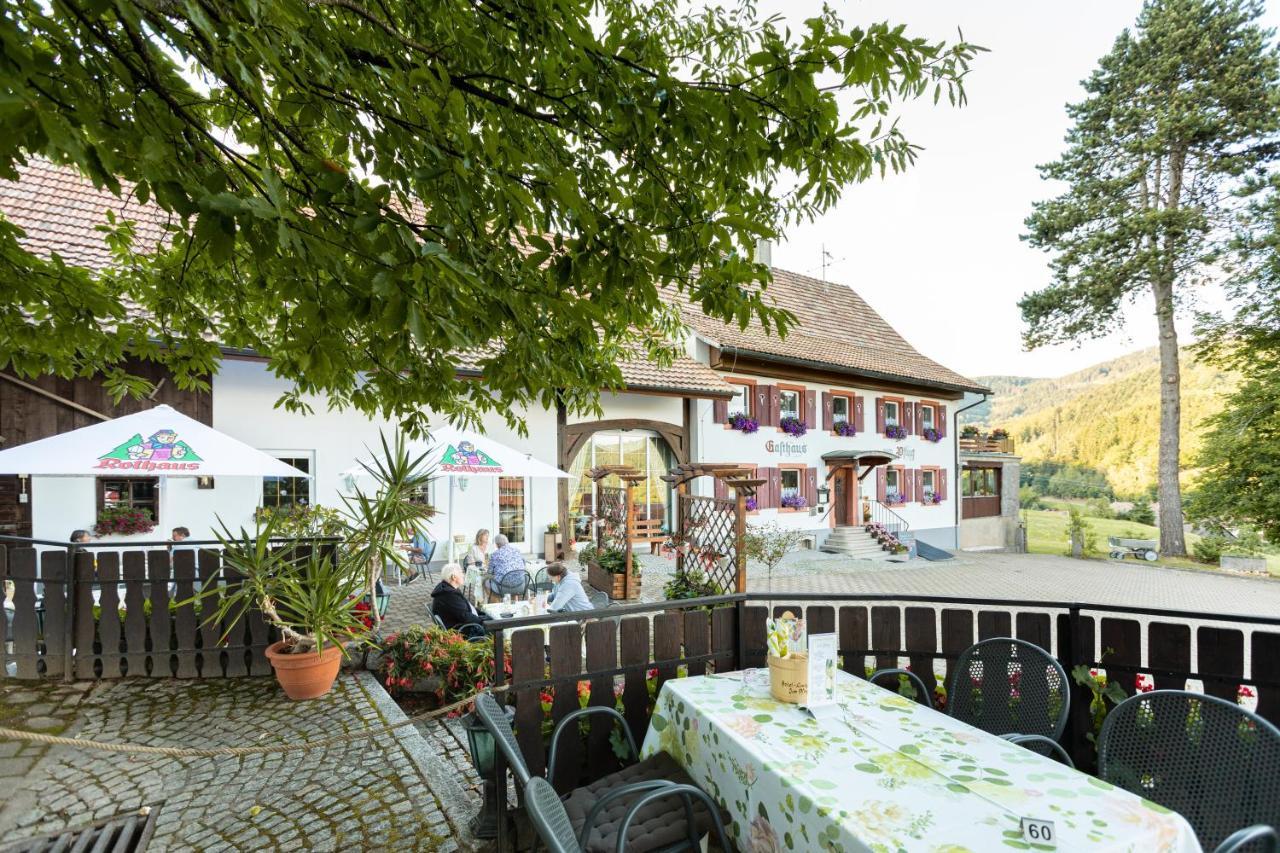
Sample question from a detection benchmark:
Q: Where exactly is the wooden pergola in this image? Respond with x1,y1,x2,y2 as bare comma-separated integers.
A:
587,465,648,599
659,464,764,593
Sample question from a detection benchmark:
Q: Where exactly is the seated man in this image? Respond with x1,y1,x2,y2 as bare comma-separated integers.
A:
546,562,593,613
485,533,526,597
545,560,593,607
431,563,490,641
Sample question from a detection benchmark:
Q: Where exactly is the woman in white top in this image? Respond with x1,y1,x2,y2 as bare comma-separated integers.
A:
463,529,490,571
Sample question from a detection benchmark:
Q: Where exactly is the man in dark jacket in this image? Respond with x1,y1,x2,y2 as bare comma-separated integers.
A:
431,563,490,641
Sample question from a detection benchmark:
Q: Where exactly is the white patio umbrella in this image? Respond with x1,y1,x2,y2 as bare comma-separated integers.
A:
342,425,572,560
0,403,306,478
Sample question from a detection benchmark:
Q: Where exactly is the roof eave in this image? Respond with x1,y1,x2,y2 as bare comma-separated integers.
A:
720,346,991,396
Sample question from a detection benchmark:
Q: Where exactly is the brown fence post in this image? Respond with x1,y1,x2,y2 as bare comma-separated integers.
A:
733,489,747,594
623,479,636,600
63,546,75,683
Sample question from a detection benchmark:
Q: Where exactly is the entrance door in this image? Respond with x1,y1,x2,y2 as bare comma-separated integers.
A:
833,468,851,526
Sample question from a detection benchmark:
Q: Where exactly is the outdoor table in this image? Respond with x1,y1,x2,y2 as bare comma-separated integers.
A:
641,668,1202,852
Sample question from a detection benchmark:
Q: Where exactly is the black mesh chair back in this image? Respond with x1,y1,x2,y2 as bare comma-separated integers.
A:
474,692,532,788
1098,689,1280,852
525,777,582,853
947,637,1069,743
531,566,553,593
431,614,447,630
496,569,530,598
587,588,610,610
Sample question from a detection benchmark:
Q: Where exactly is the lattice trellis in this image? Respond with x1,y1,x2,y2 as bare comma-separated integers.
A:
586,466,647,599
678,495,740,593
660,464,764,594
595,485,627,549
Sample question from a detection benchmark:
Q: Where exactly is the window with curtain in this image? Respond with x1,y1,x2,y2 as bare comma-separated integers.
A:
728,383,751,418
568,430,675,535
779,389,800,420
497,477,526,545
832,396,849,424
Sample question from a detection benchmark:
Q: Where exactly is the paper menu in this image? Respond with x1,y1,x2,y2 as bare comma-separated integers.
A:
805,633,838,708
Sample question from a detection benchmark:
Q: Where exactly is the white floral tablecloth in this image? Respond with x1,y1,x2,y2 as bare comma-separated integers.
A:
640,669,1201,853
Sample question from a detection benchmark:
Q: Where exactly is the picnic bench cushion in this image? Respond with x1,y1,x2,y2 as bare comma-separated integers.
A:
562,750,718,852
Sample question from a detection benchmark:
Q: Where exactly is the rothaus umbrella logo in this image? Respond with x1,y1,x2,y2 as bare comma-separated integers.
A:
438,440,502,474
96,429,204,472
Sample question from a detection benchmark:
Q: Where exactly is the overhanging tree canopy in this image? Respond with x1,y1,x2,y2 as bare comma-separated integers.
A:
0,0,978,432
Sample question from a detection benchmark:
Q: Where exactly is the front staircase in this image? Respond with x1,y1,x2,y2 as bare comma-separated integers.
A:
820,526,891,559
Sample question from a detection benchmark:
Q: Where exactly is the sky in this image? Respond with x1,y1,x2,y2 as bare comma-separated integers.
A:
758,1,1280,379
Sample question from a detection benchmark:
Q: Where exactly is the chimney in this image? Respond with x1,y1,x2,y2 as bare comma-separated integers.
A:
754,239,773,267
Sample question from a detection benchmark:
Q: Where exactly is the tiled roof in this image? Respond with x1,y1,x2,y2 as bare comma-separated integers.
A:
670,268,989,394
452,344,733,399
0,158,172,271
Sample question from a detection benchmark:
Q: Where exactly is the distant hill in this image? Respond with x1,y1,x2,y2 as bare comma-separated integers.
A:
963,348,1235,497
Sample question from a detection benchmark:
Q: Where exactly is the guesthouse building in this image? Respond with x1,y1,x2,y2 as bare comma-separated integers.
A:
0,160,1007,559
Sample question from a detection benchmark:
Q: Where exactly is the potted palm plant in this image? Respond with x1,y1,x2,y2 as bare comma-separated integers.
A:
197,433,434,700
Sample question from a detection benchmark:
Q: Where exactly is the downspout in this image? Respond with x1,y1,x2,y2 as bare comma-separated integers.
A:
953,394,988,533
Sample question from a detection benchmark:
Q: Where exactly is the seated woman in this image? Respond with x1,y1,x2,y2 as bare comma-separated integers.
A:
546,563,593,612
431,563,491,641
462,528,490,572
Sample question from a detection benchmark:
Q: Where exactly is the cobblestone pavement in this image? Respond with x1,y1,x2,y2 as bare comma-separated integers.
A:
0,673,473,852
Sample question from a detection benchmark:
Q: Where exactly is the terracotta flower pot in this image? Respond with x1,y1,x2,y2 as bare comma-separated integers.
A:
265,640,343,700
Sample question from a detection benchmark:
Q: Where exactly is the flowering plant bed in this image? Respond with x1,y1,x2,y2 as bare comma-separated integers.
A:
922,427,942,443
833,421,856,437
94,506,156,536
380,624,495,711
780,493,808,509
884,424,907,440
728,413,759,433
779,416,808,437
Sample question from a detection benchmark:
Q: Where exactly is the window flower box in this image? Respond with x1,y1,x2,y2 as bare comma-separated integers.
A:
833,421,856,437
780,493,808,510
779,417,808,437
922,427,942,443
885,490,905,507
728,413,759,434
924,492,942,505
745,496,758,512
94,506,156,537
885,424,907,440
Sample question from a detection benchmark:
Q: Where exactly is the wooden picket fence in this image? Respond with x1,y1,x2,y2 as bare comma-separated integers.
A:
491,593,1280,777
1,545,276,680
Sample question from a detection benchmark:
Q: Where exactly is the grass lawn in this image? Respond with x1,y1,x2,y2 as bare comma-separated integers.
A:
1023,508,1280,577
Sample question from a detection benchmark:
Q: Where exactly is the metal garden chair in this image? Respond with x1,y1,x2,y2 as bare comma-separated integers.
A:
474,693,724,852
871,637,1072,765
531,566,553,594
525,776,731,853
491,569,531,599
429,612,487,642
587,588,611,610
1098,689,1280,853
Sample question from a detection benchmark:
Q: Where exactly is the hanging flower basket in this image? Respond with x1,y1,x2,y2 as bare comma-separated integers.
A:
728,413,759,433
922,427,942,443
885,424,907,440
833,421,856,437
779,417,808,437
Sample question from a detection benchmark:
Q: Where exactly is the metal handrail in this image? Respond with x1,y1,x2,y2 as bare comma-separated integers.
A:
867,499,909,534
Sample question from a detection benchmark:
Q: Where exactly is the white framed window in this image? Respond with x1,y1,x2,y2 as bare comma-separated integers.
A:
728,383,751,418
884,401,900,426
920,405,935,432
885,469,900,502
922,469,936,498
780,469,800,499
497,476,528,549
262,451,314,510
779,389,800,420
832,396,849,424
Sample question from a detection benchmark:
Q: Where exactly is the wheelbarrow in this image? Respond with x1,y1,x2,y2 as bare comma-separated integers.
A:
1109,537,1158,561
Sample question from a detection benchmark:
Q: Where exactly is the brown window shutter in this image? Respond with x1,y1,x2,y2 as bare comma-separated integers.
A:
767,386,780,427
939,468,948,501
805,468,817,507
755,385,773,427
770,467,782,509
714,476,728,500
915,469,924,502
713,398,728,424
875,397,885,435
900,468,913,503
854,396,865,433
804,390,817,429
903,403,914,436
822,392,833,431
876,467,886,503
914,403,923,436
938,404,948,437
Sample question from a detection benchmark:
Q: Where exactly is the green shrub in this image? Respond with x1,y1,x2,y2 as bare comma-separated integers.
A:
1085,497,1114,519
1018,486,1043,511
1065,508,1098,558
380,625,494,708
662,568,725,602
1127,498,1155,526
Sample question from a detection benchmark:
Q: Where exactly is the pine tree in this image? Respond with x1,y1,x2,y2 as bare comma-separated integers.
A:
1021,0,1280,556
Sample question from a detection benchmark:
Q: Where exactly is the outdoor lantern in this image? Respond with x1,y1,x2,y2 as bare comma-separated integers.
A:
462,705,515,839
816,484,831,505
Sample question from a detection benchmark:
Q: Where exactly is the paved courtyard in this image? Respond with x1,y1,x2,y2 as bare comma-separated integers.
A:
384,549,1280,629
0,672,476,852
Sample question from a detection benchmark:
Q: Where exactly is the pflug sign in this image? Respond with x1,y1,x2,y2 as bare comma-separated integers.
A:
764,439,808,458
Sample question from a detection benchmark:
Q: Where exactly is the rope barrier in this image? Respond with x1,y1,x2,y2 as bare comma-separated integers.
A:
0,685,509,758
